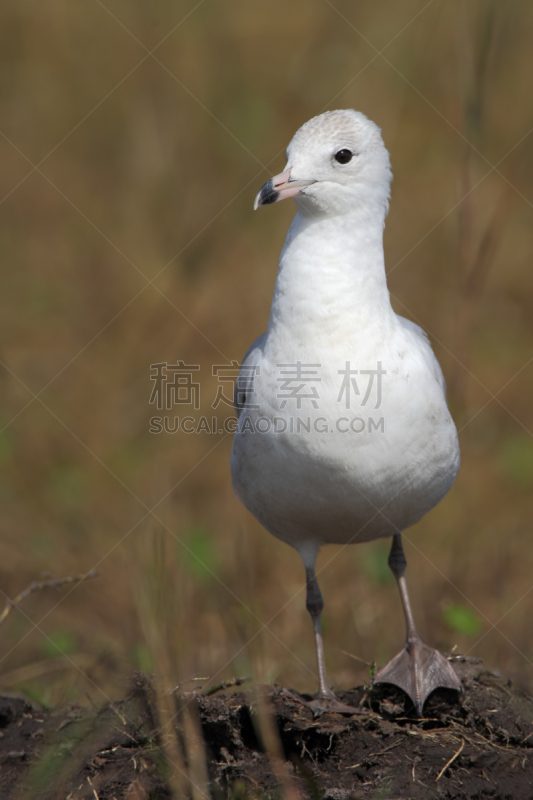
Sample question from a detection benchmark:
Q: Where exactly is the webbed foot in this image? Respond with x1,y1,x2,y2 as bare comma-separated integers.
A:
372,637,462,715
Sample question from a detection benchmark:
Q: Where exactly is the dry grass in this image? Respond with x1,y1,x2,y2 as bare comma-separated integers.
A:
0,0,533,716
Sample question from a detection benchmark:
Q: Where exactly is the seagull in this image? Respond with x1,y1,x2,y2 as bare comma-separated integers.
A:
230,109,462,715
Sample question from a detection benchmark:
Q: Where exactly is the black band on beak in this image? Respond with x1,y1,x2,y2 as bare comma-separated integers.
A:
256,179,279,207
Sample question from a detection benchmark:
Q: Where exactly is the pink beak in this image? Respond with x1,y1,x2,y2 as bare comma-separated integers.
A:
254,169,316,210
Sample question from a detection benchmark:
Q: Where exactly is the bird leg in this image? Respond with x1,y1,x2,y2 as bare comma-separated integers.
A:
301,564,363,715
305,565,333,699
372,532,462,715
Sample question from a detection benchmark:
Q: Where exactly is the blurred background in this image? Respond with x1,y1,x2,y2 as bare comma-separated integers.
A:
0,0,532,709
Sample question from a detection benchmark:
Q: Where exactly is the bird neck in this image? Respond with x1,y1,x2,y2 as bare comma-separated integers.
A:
266,207,394,344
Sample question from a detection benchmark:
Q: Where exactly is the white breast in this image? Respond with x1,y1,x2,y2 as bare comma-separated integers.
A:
231,312,459,547
231,163,459,551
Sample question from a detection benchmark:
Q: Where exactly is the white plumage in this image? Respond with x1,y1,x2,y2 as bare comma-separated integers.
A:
231,109,461,715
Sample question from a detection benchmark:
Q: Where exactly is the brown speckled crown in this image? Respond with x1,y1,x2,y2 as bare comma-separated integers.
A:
290,109,383,151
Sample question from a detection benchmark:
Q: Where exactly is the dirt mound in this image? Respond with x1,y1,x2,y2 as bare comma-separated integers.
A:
1,658,532,799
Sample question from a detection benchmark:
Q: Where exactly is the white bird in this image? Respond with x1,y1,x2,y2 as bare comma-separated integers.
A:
230,109,461,715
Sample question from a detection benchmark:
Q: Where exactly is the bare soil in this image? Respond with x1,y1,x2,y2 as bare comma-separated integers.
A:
1,658,533,799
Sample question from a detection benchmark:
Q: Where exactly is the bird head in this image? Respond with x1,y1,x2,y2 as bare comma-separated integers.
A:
254,109,392,219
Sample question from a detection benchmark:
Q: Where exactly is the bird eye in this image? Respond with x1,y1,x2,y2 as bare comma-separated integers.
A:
334,149,353,164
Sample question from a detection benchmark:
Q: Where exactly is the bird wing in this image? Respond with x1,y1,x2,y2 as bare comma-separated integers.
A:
397,315,447,394
234,333,266,418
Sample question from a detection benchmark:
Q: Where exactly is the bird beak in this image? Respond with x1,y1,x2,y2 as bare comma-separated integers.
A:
254,169,316,210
